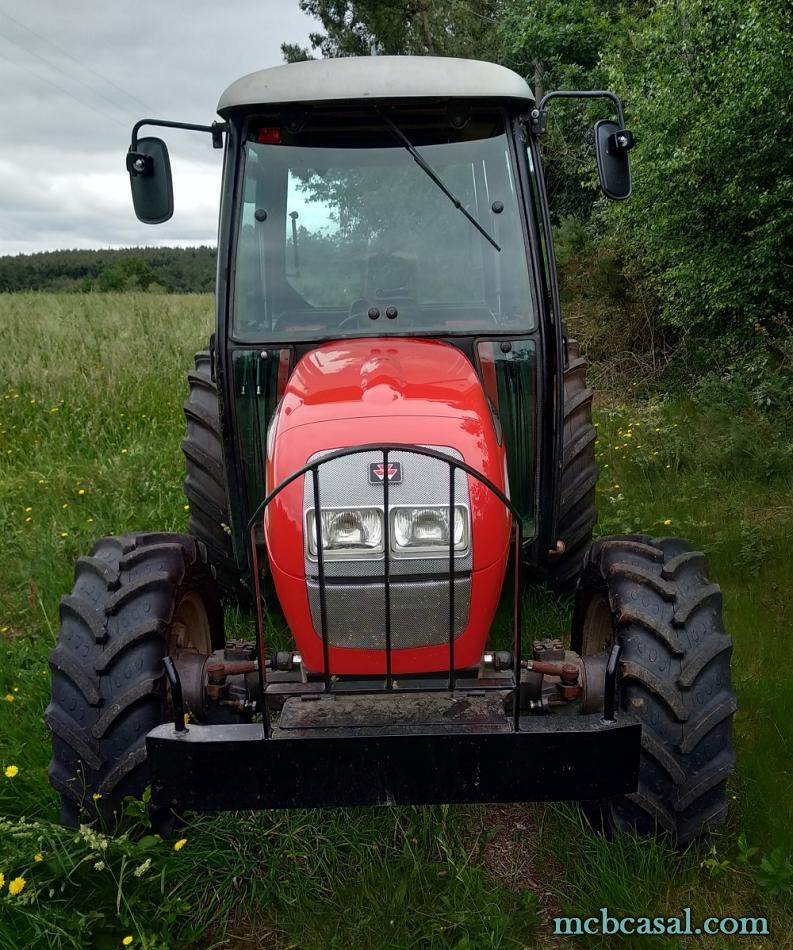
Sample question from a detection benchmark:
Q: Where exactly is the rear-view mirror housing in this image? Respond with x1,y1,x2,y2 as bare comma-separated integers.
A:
126,136,174,224
594,120,633,201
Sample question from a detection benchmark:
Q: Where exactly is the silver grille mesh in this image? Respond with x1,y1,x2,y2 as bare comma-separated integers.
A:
303,446,473,648
307,577,471,649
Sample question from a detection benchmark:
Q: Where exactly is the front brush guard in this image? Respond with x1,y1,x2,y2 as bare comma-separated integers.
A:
146,712,640,811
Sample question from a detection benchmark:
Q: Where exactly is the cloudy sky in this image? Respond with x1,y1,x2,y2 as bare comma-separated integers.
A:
0,0,315,255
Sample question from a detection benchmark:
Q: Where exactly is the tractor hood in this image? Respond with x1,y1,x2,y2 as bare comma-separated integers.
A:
263,337,510,676
266,337,508,573
275,338,493,430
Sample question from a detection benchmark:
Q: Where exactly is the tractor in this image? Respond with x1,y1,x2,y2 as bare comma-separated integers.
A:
47,56,735,846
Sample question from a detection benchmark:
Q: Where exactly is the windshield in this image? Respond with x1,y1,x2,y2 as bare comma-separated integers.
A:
233,109,535,341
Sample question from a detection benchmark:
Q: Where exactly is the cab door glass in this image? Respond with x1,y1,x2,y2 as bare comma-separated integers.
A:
477,340,536,536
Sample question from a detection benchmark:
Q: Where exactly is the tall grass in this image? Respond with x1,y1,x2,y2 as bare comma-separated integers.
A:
0,294,790,947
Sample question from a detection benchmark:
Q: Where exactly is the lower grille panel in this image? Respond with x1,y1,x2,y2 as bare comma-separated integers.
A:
306,576,471,649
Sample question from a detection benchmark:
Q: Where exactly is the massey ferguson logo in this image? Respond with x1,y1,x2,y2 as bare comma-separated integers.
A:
369,461,403,484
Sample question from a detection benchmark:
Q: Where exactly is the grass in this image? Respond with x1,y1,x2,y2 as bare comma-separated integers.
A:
0,292,791,948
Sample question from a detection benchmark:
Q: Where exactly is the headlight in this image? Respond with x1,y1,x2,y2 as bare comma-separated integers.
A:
391,506,469,555
306,508,383,557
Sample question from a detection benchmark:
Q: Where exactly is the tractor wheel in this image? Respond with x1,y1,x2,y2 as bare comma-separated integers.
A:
571,535,736,847
46,533,224,827
183,348,246,602
546,339,598,592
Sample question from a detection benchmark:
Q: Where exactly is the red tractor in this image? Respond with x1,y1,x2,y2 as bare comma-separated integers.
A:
47,57,735,846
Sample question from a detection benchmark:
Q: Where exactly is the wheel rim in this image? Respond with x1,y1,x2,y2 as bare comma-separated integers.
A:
170,590,213,655
580,593,613,655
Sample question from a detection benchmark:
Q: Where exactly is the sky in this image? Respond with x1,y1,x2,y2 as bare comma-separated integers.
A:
0,0,315,256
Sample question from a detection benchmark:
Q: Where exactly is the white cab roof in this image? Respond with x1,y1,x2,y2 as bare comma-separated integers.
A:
217,56,533,115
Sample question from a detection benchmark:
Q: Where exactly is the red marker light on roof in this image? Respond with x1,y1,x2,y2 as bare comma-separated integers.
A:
257,127,282,145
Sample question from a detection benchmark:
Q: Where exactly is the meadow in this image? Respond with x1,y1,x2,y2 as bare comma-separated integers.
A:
0,293,791,948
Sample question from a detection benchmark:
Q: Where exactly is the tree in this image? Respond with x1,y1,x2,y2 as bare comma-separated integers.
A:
499,0,644,219
602,0,792,354
281,0,505,61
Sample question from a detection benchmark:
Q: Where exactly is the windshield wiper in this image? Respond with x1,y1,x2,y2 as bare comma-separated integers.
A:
377,110,501,253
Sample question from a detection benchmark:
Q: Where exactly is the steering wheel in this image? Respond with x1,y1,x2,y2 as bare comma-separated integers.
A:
338,298,374,330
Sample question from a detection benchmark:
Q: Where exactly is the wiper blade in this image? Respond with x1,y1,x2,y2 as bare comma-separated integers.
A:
377,110,501,253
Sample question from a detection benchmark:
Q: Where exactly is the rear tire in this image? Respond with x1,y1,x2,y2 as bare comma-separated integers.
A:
546,340,598,592
572,535,736,847
46,533,224,827
182,348,247,602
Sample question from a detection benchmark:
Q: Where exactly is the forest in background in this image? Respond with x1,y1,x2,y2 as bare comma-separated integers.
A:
0,246,217,294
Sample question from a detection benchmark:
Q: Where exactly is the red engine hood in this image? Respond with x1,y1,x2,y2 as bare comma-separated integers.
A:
263,338,511,675
267,338,508,574
276,338,493,431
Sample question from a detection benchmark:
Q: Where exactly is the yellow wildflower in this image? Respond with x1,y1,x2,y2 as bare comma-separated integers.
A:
121,449,128,454
78,488,86,495
183,504,190,511
663,519,672,526
92,792,103,801
34,853,43,863
123,937,134,946
173,838,187,852
8,876,25,896
61,532,69,538
5,694,14,703
62,503,69,509
0,872,4,889
24,507,32,513
4,765,19,777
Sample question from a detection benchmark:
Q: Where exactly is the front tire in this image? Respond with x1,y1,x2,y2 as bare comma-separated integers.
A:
182,348,246,602
46,533,224,826
572,535,736,847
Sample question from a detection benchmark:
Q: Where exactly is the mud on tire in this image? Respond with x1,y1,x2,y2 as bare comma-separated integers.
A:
46,533,224,826
571,534,736,847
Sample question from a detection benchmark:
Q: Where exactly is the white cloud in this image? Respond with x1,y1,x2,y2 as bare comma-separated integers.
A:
0,0,314,253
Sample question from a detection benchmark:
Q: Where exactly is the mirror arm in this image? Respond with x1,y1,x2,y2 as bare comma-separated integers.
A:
130,118,227,152
531,90,632,146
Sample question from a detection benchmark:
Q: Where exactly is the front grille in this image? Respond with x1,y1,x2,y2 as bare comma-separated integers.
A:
307,576,471,649
303,446,472,578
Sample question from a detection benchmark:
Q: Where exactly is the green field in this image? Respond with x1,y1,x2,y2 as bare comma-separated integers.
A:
1,293,791,948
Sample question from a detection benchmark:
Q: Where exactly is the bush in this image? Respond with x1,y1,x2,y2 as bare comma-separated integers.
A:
603,0,792,357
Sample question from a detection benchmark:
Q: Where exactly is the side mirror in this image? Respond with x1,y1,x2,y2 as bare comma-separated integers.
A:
126,136,173,224
594,120,634,201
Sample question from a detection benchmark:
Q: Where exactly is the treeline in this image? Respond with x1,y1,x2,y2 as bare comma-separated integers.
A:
0,247,217,294
283,0,792,395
